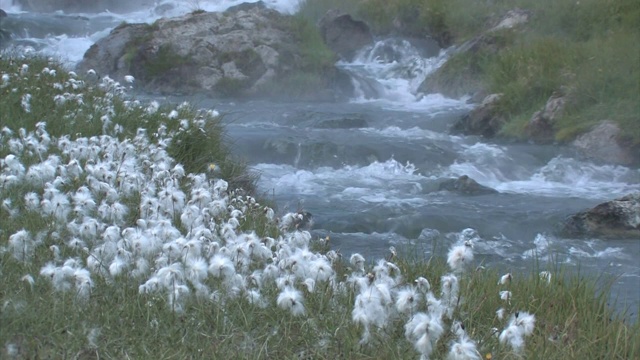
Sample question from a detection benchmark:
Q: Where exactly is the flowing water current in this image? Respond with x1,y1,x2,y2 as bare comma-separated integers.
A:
2,0,639,320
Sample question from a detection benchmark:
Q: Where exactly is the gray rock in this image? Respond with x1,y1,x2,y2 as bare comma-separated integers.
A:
572,120,637,166
450,93,505,138
318,9,373,61
524,92,566,142
560,193,640,239
438,175,498,196
489,8,532,32
78,22,150,78
77,5,336,97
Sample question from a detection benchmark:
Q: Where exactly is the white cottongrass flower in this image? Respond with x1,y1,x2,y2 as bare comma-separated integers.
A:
496,307,506,320
86,327,101,348
21,93,31,113
352,292,387,344
309,258,334,282
539,271,552,284
24,192,40,211
447,322,481,360
208,254,235,278
396,287,421,315
156,262,185,288
74,268,94,303
1,73,9,88
415,277,431,292
350,253,365,273
500,290,512,302
245,289,268,308
146,100,160,114
499,324,525,352
303,278,316,293
21,274,35,289
405,312,445,359
499,311,536,352
8,229,34,262
5,343,19,358
186,256,209,285
498,273,512,285
447,241,474,273
441,274,460,318
124,75,135,83
511,311,536,336
277,286,305,316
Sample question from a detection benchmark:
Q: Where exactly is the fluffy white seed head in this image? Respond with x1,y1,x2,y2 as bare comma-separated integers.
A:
277,287,305,316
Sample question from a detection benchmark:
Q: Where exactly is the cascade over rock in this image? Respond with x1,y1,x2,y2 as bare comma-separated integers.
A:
76,2,340,98
560,193,640,239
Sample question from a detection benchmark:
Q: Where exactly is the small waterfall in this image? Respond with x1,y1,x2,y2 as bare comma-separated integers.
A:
337,37,450,103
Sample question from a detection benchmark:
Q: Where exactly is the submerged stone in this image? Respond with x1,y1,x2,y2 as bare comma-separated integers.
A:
438,175,498,196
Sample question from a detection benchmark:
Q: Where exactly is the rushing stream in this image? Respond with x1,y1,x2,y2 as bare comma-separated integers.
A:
1,0,639,320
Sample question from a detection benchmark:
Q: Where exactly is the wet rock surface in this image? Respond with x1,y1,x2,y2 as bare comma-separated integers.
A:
438,175,499,196
560,193,640,239
318,9,373,62
572,121,638,166
450,94,505,138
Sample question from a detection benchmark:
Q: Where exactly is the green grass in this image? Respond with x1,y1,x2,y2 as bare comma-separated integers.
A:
1,244,637,358
1,55,638,359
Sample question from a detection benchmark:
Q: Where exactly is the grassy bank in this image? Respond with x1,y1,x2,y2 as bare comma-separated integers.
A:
299,0,640,145
1,55,638,359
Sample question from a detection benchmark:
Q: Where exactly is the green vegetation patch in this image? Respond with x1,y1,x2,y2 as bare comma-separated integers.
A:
142,44,190,78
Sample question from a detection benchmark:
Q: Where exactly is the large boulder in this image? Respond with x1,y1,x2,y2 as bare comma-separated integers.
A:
450,93,505,138
560,193,640,239
571,120,638,166
318,9,373,61
77,3,338,98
